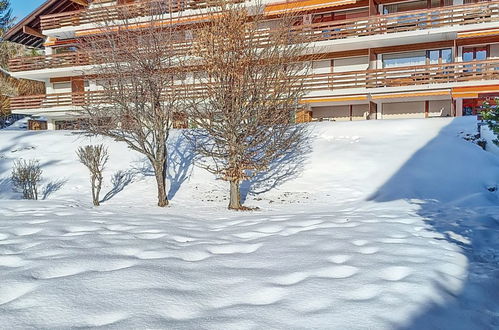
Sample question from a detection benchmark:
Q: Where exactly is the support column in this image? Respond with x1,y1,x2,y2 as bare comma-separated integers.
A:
46,119,56,130
369,101,378,120
455,99,463,117
349,105,353,121
424,100,429,118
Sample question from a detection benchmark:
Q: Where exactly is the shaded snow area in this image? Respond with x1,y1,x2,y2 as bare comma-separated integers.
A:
0,117,498,329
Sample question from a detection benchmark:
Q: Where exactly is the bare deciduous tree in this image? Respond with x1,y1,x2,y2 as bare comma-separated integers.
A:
77,144,109,206
11,159,42,200
77,2,190,207
185,2,312,210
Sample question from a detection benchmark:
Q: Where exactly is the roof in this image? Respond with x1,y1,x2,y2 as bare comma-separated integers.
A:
4,0,85,48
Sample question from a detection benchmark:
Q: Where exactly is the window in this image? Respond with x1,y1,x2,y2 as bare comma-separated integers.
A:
382,51,426,68
53,82,71,90
383,0,427,14
382,48,453,68
463,46,489,62
427,48,452,64
54,46,77,54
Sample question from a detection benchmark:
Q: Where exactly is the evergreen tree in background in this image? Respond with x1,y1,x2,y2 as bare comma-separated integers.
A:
0,0,12,32
482,98,499,145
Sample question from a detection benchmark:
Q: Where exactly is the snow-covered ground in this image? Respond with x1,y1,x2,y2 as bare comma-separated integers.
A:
0,117,498,329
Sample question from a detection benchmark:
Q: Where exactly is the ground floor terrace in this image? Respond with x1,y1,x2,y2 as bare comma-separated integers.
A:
12,84,498,130
298,85,499,122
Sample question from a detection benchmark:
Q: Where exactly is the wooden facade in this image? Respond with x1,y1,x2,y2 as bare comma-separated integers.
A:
5,0,499,127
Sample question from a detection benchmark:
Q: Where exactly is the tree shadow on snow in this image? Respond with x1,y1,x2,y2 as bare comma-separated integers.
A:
0,178,11,198
101,169,137,202
166,135,195,200
129,135,195,200
368,117,499,330
240,129,312,203
42,179,68,200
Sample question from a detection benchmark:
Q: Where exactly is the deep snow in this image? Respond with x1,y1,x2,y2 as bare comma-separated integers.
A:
0,117,498,329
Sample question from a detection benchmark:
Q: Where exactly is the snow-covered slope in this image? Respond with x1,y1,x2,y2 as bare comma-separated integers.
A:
0,117,498,329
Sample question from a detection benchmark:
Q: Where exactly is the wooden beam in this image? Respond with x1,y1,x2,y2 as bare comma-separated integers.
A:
22,26,45,39
369,101,377,120
69,0,89,5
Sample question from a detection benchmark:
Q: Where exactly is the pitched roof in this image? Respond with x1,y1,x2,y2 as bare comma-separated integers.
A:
4,0,85,48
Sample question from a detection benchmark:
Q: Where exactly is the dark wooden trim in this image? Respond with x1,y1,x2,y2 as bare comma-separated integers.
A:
373,40,454,55
50,76,72,83
457,35,499,47
22,26,45,39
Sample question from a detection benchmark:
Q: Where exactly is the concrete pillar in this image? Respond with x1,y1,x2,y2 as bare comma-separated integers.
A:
46,119,56,130
455,99,463,117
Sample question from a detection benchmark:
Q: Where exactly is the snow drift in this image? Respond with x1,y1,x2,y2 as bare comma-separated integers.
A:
0,117,498,329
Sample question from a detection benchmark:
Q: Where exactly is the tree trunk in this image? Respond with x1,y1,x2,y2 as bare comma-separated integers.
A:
91,175,100,206
153,162,169,207
228,180,242,210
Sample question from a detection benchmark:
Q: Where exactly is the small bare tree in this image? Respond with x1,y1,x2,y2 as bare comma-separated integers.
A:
77,2,190,207
11,159,42,200
185,2,312,210
77,144,109,206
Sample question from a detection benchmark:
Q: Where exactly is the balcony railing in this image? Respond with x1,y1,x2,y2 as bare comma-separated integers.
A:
39,0,499,33
8,52,91,72
10,59,499,111
304,0,499,42
13,1,499,73
40,0,244,30
302,59,499,90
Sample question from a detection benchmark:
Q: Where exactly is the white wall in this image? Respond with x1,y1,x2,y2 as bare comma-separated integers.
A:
490,43,499,59
312,60,331,75
382,101,425,119
429,100,452,117
312,104,368,121
333,56,369,72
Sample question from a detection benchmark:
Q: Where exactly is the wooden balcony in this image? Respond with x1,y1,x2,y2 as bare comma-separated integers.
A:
302,0,499,42
39,0,499,33
12,1,499,73
10,59,499,111
8,52,91,72
40,0,244,30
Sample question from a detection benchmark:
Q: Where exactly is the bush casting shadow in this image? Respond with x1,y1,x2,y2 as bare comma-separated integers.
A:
42,179,68,200
101,170,137,202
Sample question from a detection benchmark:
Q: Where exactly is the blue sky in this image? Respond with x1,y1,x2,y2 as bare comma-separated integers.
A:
11,0,45,21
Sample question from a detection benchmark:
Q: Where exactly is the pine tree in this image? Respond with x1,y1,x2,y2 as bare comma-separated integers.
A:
481,98,499,146
0,0,12,32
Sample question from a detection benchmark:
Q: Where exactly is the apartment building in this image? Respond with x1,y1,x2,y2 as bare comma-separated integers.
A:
4,0,499,129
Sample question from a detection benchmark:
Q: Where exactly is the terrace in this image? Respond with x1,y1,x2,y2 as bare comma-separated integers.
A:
10,59,499,111
9,1,499,73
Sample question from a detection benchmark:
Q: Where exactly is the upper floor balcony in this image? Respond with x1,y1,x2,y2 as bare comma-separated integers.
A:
10,58,499,112
40,0,244,31
10,0,499,73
